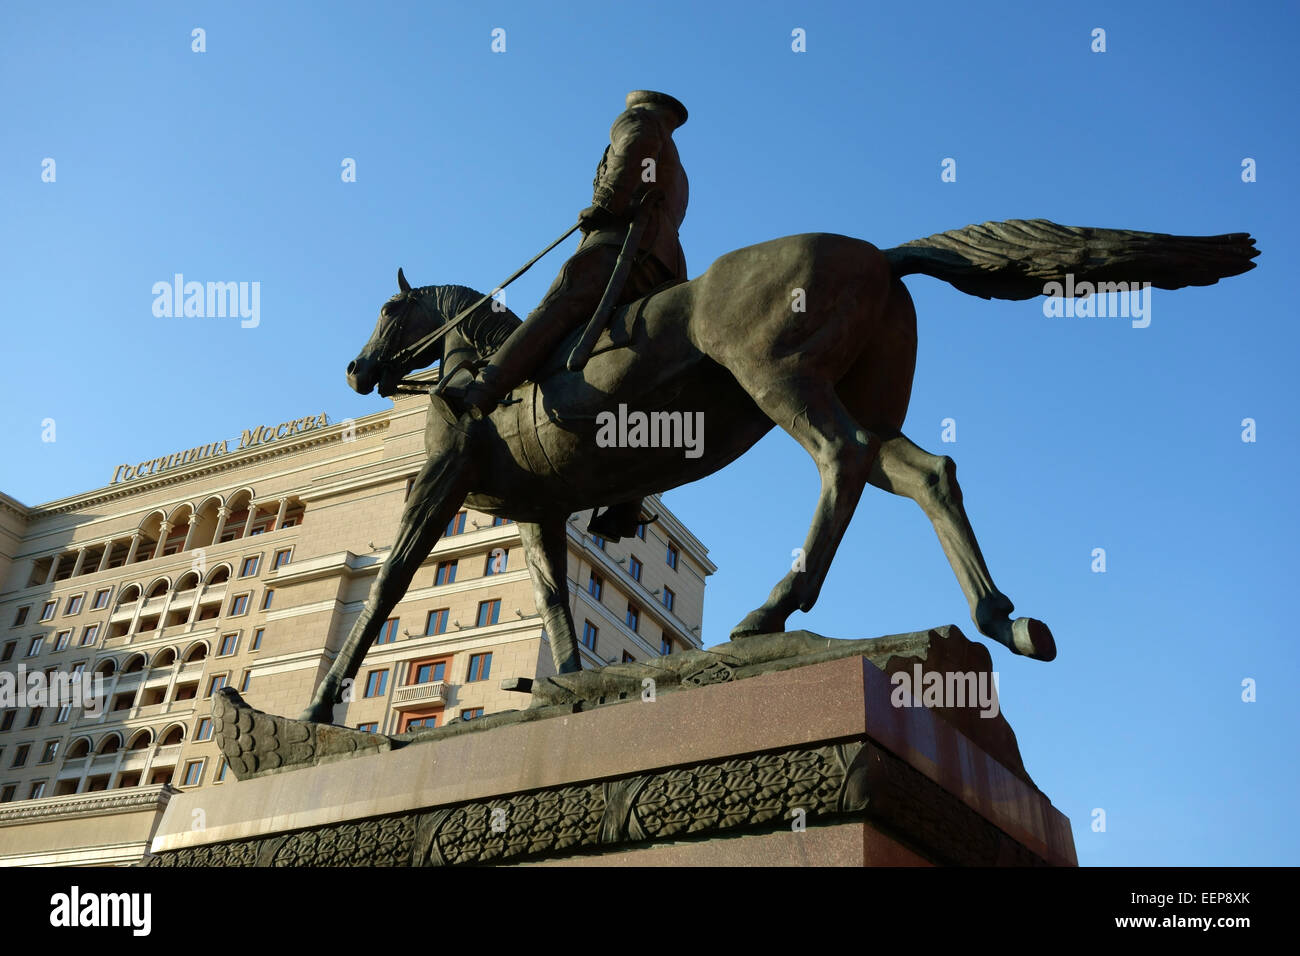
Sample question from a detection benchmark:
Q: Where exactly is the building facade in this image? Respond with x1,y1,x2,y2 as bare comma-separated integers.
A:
0,388,713,865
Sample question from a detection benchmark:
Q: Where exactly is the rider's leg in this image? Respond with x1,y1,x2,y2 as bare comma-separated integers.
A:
448,244,620,417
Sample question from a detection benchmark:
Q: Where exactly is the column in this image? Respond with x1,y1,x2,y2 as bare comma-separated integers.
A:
124,533,141,566
182,514,200,552
273,497,290,531
241,505,258,539
97,540,113,573
127,594,147,641
152,522,172,560
45,554,62,585
185,584,206,634
69,549,87,578
211,507,230,546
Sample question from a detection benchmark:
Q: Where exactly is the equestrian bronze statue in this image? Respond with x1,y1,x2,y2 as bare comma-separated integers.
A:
299,93,1257,724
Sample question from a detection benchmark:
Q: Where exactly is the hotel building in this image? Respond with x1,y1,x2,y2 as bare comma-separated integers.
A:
0,384,714,865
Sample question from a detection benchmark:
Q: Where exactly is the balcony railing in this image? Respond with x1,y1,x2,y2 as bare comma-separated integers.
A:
393,681,448,708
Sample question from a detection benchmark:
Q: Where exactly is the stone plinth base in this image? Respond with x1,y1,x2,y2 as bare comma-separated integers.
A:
147,638,1076,867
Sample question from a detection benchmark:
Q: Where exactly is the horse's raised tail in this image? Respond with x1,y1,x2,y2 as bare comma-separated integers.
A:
883,218,1259,300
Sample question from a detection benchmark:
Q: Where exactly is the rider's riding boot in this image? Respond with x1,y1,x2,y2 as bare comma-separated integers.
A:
587,501,658,541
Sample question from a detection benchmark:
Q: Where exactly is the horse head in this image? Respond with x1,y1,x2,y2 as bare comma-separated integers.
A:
348,268,440,397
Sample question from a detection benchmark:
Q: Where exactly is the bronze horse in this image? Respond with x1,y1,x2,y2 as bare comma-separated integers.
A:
301,219,1256,723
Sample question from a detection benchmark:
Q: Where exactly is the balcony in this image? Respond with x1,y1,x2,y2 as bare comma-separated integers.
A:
90,751,120,770
119,749,151,771
393,681,448,709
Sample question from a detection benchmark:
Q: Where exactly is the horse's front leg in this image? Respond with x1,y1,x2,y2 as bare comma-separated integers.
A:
299,410,481,723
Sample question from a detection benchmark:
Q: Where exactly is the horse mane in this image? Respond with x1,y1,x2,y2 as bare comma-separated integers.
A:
430,284,523,358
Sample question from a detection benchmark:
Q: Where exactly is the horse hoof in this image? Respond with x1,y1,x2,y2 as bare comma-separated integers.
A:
1010,617,1056,661
729,608,786,640
297,701,333,724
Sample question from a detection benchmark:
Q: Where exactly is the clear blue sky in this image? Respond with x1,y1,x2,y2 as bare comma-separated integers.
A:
2,0,1295,866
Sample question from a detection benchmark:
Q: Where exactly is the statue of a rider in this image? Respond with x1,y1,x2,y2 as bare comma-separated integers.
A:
442,90,689,541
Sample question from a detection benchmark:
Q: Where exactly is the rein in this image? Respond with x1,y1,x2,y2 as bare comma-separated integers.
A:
389,220,582,391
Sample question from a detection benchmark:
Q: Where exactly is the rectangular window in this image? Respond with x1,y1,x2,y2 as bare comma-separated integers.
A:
0,785,15,803
239,671,251,692
357,722,379,733
467,652,492,682
662,587,675,612
425,609,448,636
666,543,679,570
625,603,640,633
660,636,673,656
196,717,213,741
206,674,228,697
219,633,238,656
54,704,71,723
635,523,647,541
403,714,439,731
240,555,260,577
592,535,606,551
588,573,603,601
628,555,643,582
12,606,30,627
491,517,513,526
39,740,59,763
483,548,508,575
27,707,42,728
11,744,30,767
40,601,57,621
1,642,14,662
79,623,99,647
229,593,249,616
53,630,72,652
622,650,635,663
26,636,43,657
92,588,111,610
216,758,228,782
261,589,274,610
581,620,598,650
461,707,485,720
182,760,204,787
376,618,400,645
66,594,84,615
445,512,466,536
364,669,389,698
29,781,46,799
475,599,501,628
411,660,447,684
251,627,264,651
0,711,14,731
273,548,292,569
434,561,457,586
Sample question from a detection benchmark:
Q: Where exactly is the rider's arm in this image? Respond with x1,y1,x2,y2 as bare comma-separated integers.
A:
591,111,662,218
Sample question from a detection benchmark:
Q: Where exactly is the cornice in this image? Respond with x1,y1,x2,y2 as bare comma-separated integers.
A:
0,783,175,826
23,417,393,517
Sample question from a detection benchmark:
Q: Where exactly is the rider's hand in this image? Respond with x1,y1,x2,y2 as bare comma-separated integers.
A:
578,204,618,230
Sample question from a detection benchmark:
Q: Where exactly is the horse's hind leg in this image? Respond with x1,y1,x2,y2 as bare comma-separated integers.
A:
730,380,881,638
868,433,1056,661
298,413,480,723
518,518,582,674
